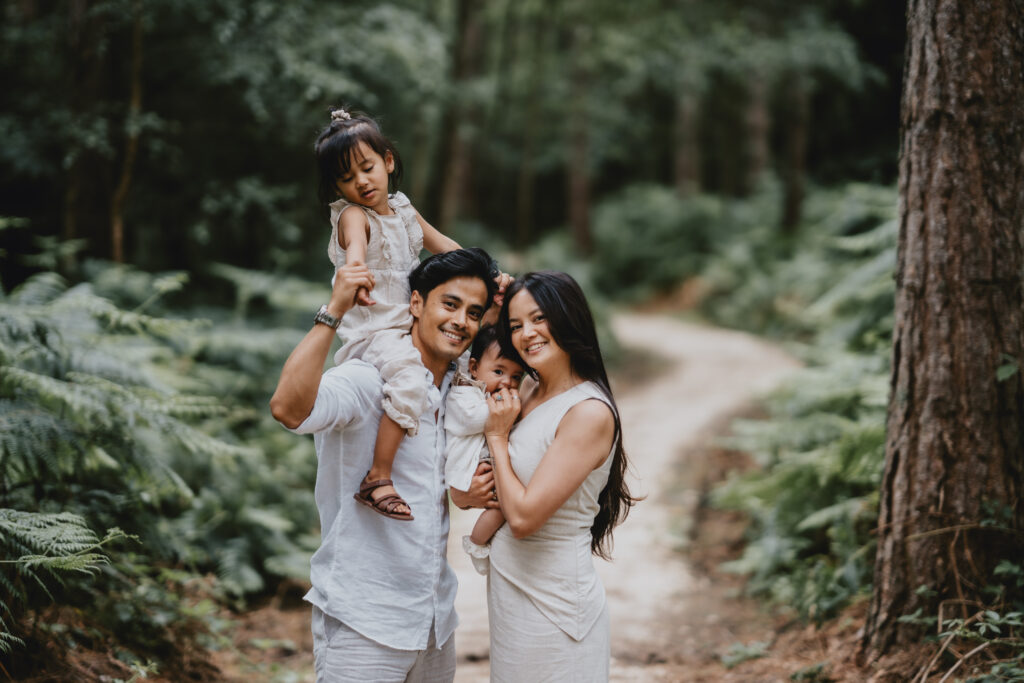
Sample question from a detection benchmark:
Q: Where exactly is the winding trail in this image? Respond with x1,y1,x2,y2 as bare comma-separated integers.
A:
449,311,800,682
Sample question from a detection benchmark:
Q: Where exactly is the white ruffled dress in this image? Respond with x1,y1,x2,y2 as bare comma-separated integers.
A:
327,191,434,434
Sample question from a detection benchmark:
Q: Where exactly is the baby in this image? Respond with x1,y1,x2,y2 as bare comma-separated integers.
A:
445,325,525,574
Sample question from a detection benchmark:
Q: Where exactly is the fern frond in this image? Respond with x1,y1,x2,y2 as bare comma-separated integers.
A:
6,272,67,306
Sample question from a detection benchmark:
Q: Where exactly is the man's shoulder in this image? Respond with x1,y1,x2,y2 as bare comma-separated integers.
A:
320,360,383,407
324,358,383,383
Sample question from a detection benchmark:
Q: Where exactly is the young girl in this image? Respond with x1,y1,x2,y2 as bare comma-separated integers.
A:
314,107,464,521
444,326,526,574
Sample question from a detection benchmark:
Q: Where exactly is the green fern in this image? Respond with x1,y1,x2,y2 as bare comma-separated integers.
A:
0,510,129,651
701,183,896,621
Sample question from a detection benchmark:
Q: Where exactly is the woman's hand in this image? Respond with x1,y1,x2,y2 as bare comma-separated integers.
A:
485,386,521,439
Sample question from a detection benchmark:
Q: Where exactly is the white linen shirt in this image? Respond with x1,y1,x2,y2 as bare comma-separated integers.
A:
290,359,458,651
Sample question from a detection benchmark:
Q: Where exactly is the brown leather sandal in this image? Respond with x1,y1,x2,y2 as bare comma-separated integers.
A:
353,476,414,521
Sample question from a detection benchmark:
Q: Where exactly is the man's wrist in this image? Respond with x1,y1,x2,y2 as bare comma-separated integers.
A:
314,304,344,329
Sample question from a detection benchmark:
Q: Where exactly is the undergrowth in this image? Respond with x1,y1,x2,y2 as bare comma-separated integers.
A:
0,236,326,677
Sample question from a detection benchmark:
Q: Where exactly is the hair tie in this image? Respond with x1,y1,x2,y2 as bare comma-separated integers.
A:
331,109,351,122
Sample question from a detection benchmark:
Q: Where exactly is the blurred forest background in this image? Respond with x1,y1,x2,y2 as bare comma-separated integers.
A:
10,0,998,680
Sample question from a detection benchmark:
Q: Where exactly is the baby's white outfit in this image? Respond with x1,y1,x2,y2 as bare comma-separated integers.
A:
328,191,433,434
444,371,495,575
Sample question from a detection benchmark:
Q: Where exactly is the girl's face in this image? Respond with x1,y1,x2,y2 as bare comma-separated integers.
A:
335,142,394,214
469,343,526,395
507,289,567,372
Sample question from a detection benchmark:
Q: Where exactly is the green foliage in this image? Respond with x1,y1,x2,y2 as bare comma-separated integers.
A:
0,256,322,671
0,510,130,652
703,183,897,621
590,184,732,301
720,639,770,668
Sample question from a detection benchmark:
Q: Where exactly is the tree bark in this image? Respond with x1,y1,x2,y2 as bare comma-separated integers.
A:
780,74,809,232
862,0,1024,663
63,0,110,264
566,25,592,255
435,0,482,233
110,0,143,264
744,75,770,195
673,89,701,197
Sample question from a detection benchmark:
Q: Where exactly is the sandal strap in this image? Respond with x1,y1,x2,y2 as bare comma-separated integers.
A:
358,477,394,495
373,494,411,515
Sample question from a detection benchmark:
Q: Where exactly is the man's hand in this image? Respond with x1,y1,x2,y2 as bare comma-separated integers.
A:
269,263,375,428
450,462,500,510
482,271,514,327
330,263,376,312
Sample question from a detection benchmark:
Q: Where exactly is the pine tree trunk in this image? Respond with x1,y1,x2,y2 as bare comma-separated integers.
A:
780,75,808,232
862,0,1024,663
63,0,111,263
744,76,770,195
566,25,592,255
436,0,482,233
110,0,143,265
673,89,701,197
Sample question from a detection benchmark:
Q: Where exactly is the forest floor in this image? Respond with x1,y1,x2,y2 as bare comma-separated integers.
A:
212,310,883,682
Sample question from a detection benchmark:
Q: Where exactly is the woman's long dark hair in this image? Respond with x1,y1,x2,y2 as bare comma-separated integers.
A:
497,271,639,559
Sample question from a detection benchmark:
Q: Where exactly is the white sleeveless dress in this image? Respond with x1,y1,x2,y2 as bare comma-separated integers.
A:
327,191,435,434
487,382,615,682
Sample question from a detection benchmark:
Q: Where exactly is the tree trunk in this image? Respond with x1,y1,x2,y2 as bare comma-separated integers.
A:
515,13,546,249
63,0,110,264
566,25,592,255
110,0,143,265
673,89,701,197
780,74,809,232
861,0,1024,664
436,0,482,233
744,75,770,195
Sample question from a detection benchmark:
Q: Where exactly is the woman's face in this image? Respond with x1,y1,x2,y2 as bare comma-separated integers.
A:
507,289,567,373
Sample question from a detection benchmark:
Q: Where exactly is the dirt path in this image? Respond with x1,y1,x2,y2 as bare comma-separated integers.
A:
449,311,800,682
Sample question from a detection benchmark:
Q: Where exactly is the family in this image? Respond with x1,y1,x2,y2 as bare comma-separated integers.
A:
269,109,637,682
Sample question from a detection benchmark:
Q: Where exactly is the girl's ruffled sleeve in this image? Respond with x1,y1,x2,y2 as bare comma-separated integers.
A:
389,191,412,209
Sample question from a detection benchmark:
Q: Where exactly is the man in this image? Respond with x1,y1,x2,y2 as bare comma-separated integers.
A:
270,248,501,682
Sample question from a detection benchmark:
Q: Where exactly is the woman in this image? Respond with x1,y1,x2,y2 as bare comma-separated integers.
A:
484,271,637,682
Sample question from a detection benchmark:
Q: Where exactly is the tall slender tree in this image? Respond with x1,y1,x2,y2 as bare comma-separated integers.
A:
862,0,1024,663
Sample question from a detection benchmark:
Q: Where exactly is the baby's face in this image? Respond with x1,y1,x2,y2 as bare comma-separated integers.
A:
470,343,526,394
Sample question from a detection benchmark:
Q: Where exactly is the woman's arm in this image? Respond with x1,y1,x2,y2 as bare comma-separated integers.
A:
485,389,615,539
417,212,461,254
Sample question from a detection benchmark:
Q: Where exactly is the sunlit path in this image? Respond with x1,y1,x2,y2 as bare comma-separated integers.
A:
450,311,799,681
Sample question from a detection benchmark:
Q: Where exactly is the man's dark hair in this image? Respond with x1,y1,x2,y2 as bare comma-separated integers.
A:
408,247,498,307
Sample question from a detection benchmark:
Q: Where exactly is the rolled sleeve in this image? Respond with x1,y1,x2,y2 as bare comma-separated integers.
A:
291,361,381,435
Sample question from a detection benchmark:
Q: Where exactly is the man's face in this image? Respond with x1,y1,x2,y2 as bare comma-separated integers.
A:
410,276,489,365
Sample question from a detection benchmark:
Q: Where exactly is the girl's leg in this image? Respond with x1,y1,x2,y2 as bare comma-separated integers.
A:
359,415,410,516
